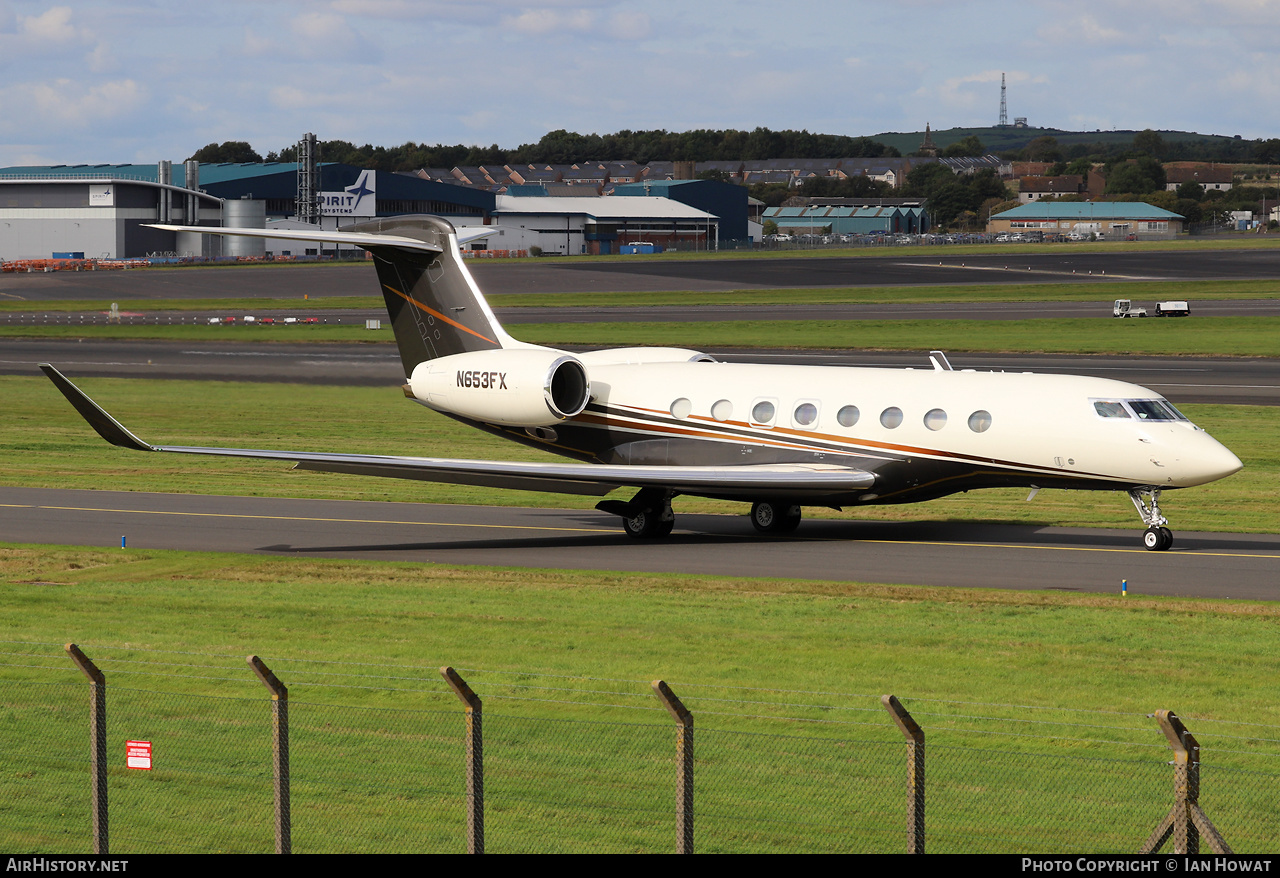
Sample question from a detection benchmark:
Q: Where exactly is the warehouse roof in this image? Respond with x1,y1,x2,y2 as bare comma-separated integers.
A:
494,194,716,221
994,202,1184,220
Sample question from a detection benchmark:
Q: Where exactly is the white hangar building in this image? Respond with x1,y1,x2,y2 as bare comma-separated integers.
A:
0,162,223,261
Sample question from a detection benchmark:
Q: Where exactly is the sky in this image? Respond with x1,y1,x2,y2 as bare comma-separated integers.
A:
2,0,1279,167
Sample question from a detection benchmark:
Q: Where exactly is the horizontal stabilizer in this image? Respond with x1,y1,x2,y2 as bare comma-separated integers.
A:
145,223,444,253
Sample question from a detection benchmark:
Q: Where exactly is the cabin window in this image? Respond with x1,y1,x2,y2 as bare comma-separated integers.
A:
880,407,903,429
751,400,776,425
968,410,992,433
1093,400,1131,419
670,398,692,419
711,399,734,421
793,402,818,427
837,405,860,427
923,408,947,431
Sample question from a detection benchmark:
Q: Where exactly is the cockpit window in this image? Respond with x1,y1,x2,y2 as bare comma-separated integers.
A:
1093,398,1189,421
1093,400,1131,419
1128,399,1187,421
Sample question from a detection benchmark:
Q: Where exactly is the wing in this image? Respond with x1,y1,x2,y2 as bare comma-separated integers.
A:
41,365,876,499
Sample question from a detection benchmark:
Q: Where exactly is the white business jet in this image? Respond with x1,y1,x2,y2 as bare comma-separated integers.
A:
41,215,1241,550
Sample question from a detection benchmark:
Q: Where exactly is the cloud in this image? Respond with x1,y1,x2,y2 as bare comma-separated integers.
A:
502,8,597,35
0,78,147,130
20,6,77,41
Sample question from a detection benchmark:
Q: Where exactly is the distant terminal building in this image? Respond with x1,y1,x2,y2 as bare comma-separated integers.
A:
764,199,930,235
197,162,495,257
491,191,721,255
0,161,496,260
988,202,1184,239
0,162,221,260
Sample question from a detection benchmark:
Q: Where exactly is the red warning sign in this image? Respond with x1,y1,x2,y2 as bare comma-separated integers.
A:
126,740,152,770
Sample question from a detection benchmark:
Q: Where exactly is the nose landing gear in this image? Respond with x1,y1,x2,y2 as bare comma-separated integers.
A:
1129,488,1173,551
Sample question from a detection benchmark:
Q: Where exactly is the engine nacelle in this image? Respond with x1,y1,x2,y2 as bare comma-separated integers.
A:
408,349,590,426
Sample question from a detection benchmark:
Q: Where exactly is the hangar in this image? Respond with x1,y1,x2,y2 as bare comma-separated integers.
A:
0,162,222,261
988,202,1185,239
0,161,496,261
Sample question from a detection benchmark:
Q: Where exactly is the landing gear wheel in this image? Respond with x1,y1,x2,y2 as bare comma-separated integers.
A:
750,501,802,534
1160,526,1173,550
1143,526,1173,551
623,508,674,539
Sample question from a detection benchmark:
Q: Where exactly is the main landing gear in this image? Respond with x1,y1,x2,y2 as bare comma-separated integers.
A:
750,501,802,535
1128,487,1174,551
597,488,675,539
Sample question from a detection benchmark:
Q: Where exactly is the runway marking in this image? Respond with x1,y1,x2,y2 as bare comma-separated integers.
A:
30,503,614,534
14,502,1278,559
830,537,1280,560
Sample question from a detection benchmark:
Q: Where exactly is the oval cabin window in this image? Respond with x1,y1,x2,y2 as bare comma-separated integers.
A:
880,407,903,429
752,400,776,424
923,409,947,431
968,410,992,433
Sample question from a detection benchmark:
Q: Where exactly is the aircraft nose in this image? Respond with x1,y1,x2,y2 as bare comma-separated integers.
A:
1178,435,1243,486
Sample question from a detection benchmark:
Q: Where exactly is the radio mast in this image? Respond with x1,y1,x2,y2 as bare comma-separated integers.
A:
998,73,1009,128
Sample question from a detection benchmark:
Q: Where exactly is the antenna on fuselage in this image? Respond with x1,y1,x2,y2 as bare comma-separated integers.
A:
928,351,954,371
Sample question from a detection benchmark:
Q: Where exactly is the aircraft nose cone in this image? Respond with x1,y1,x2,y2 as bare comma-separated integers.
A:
1179,435,1243,486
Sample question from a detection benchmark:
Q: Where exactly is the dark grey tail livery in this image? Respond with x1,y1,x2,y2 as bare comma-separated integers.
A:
145,215,509,378
349,216,507,377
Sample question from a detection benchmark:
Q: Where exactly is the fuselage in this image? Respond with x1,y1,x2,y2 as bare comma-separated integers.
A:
469,359,1243,505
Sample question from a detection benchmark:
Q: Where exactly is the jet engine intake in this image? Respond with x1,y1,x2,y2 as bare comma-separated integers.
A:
409,349,590,426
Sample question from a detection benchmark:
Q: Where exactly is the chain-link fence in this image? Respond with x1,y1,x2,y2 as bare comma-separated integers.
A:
3,641,1277,854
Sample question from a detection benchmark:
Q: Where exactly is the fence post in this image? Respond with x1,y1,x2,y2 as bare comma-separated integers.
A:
651,680,694,854
440,666,483,854
247,655,290,854
65,644,108,855
882,694,925,854
1140,710,1231,855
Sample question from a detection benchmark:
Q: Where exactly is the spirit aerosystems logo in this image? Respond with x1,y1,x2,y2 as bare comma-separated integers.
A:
320,171,377,217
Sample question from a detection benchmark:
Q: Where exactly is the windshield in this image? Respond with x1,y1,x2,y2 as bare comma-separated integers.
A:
1093,398,1189,421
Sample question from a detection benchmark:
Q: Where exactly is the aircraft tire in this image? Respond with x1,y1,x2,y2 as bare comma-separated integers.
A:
1143,526,1171,551
751,502,802,534
623,509,672,539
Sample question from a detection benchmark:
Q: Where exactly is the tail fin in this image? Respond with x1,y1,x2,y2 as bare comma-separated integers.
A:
350,215,510,377
149,215,517,378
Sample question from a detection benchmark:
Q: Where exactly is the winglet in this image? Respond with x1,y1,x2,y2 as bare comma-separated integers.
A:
39,364,155,452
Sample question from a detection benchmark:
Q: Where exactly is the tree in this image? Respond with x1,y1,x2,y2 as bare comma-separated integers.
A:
1065,157,1095,177
1254,139,1280,164
1132,129,1166,159
1176,180,1205,200
1024,136,1063,163
941,134,985,158
186,141,263,163
762,219,779,236
1104,157,1165,195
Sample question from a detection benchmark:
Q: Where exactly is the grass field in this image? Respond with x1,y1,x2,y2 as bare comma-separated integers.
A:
5,314,1280,357
2,545,1278,852
4,277,1280,315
